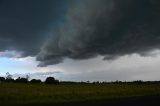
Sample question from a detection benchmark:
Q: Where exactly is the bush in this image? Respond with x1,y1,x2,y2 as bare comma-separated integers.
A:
5,78,15,82
45,77,59,84
30,79,42,83
0,77,5,82
15,77,28,83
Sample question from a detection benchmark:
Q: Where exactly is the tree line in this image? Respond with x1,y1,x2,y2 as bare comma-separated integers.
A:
0,72,59,84
1,72,160,85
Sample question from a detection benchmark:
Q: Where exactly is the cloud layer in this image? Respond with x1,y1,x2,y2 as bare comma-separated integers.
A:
1,0,160,67
0,0,68,56
37,0,160,66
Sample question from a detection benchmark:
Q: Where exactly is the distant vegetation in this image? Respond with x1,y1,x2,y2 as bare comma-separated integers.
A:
0,72,59,84
1,72,160,85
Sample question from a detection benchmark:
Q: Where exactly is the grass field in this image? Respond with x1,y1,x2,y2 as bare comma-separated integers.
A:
0,83,160,105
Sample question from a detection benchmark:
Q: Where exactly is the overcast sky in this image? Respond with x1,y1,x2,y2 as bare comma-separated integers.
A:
1,0,160,81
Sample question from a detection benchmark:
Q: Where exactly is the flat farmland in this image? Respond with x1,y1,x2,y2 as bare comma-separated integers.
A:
0,83,160,105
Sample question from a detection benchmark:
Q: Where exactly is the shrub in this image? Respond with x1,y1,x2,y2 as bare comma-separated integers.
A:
45,77,59,84
30,79,42,83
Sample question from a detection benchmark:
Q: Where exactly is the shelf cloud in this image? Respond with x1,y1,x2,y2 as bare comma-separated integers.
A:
0,0,67,57
37,0,160,66
0,0,160,67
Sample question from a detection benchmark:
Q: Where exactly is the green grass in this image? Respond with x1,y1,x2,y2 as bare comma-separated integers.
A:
0,83,160,105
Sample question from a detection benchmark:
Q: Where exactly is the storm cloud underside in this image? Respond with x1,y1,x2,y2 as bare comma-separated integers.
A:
0,0,68,56
37,0,160,66
0,0,160,67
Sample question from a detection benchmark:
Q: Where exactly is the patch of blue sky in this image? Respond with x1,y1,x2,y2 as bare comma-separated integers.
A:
0,57,30,75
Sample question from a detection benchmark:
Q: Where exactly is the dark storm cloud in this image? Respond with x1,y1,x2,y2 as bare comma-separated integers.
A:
0,0,68,56
37,0,160,66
